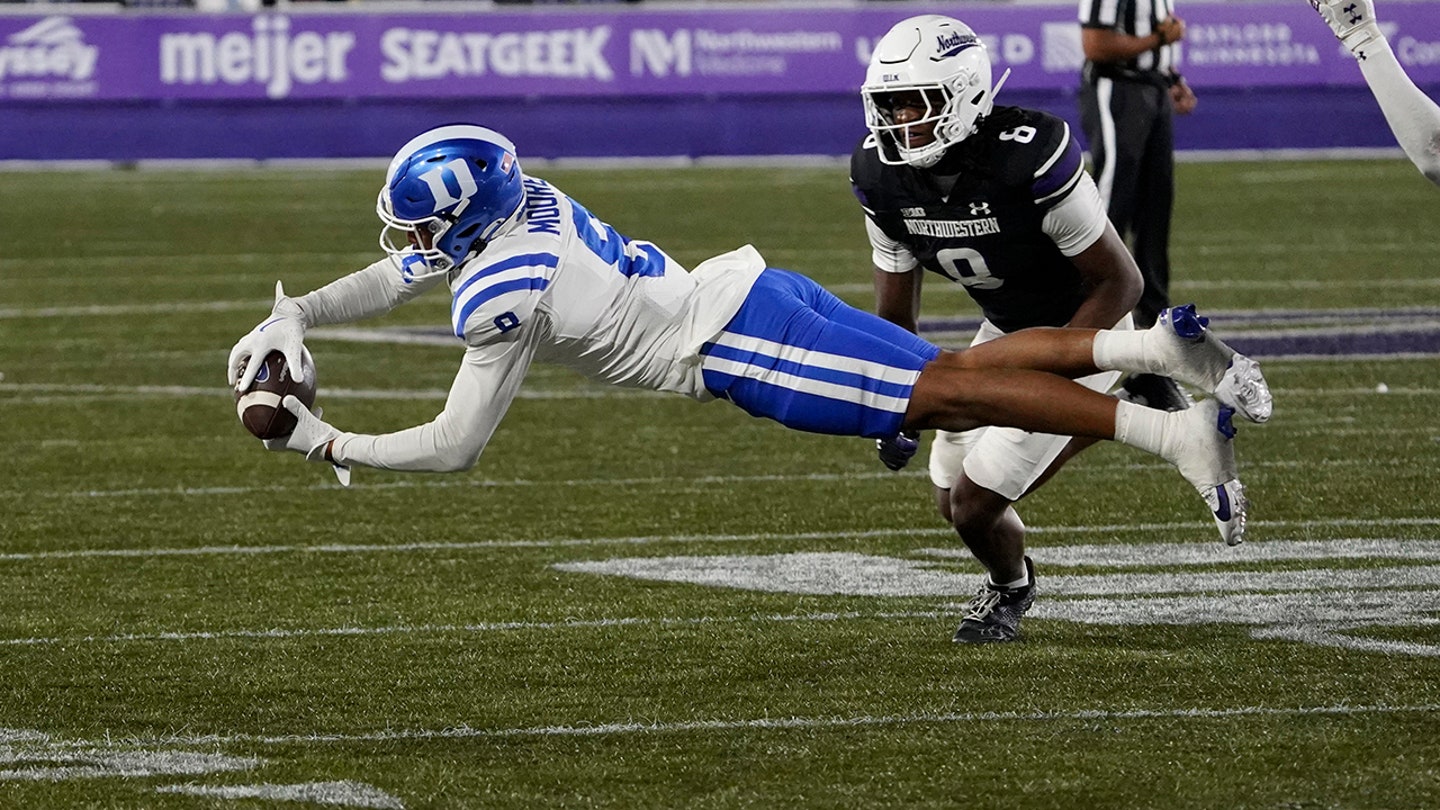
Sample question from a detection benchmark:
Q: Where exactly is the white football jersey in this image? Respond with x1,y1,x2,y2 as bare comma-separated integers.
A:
312,176,765,472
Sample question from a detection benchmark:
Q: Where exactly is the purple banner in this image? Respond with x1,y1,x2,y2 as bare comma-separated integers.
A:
4,2,1440,104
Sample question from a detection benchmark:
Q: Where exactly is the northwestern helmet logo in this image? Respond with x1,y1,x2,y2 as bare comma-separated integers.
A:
933,31,979,60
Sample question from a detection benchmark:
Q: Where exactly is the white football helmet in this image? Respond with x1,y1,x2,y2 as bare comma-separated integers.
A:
862,15,1010,168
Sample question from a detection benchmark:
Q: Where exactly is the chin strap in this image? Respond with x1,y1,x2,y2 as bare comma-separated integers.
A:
389,250,452,284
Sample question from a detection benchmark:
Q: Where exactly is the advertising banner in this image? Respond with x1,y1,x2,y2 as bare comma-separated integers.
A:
3,2,1439,104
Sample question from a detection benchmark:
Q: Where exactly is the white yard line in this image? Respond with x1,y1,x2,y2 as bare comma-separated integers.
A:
84,703,1440,748
0,529,951,562
2,470,920,500
0,300,271,319
0,456,1427,502
156,782,403,810
0,610,944,648
0,522,1436,564
4,252,373,269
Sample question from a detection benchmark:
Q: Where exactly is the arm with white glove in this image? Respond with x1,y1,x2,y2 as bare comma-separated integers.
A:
264,397,355,487
228,281,311,390
228,258,443,390
1311,0,1440,186
266,333,538,484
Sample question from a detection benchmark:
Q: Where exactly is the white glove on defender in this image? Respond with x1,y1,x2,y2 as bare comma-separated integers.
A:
228,280,310,390
1311,0,1382,57
264,395,355,487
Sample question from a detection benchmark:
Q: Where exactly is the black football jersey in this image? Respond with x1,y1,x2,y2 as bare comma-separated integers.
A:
851,107,1090,333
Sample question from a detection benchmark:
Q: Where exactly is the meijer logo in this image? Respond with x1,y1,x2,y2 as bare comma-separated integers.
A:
160,16,355,99
0,17,98,82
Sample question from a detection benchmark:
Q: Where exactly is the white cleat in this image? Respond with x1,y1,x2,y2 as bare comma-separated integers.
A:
1310,0,1383,57
1161,398,1248,545
1215,355,1273,424
1151,305,1273,424
1203,479,1248,547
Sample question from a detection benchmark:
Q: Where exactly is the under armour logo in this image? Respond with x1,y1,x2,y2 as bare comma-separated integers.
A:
969,201,991,216
1343,2,1362,23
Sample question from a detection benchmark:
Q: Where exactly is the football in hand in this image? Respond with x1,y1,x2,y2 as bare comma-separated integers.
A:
234,349,317,440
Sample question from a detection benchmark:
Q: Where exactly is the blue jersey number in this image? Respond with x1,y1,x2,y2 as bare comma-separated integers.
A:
569,199,667,278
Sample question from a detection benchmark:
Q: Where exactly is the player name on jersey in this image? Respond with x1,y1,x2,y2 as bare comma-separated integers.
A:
902,217,1002,238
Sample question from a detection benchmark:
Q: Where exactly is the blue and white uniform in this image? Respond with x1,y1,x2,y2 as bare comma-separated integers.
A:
294,177,940,473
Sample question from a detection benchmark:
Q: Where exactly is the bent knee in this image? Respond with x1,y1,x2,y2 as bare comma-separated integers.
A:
948,481,1012,531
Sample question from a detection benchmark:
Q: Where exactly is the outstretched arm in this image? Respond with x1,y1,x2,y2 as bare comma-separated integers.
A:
1312,0,1440,186
333,337,537,472
228,259,443,389
270,332,540,474
1356,40,1440,185
292,258,444,327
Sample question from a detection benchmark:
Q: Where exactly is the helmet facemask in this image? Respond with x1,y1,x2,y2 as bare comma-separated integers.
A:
861,15,1010,169
376,191,460,282
377,124,527,282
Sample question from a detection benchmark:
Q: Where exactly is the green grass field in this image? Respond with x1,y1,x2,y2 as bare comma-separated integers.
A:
2,157,1439,809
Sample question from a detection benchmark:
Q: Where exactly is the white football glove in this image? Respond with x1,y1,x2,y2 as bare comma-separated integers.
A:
263,395,354,487
1310,0,1382,56
229,280,310,390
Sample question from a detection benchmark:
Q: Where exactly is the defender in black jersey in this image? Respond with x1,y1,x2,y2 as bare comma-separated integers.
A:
854,15,1148,644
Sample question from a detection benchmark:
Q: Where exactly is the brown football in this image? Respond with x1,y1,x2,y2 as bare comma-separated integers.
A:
234,350,317,440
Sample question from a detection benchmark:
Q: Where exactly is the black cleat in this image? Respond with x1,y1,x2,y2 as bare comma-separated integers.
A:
1119,372,1194,412
952,557,1037,644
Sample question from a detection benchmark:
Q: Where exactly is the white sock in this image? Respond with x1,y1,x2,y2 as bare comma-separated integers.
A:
990,570,1030,590
1113,399,1169,458
1093,329,1162,376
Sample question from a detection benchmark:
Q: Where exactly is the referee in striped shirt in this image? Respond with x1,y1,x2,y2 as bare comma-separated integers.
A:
1078,0,1197,411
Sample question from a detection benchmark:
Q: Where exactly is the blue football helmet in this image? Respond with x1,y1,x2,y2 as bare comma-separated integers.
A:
377,124,526,279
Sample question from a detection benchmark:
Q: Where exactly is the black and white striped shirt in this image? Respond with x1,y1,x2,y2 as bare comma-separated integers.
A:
1078,0,1178,75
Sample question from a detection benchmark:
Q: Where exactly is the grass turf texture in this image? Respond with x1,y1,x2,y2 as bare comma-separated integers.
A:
1,159,1439,808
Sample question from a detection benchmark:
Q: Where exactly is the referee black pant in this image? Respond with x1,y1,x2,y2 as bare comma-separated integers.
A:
1079,71,1175,328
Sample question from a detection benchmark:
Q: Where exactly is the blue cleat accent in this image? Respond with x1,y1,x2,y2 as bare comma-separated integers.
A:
1217,405,1237,440
1207,480,1248,545
1213,482,1233,521
1164,303,1210,341
1153,305,1273,424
